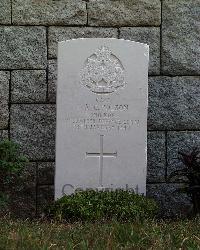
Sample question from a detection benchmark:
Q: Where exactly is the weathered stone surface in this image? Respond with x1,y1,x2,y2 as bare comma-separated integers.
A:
11,70,47,103
148,77,200,130
12,0,87,25
37,162,55,185
162,0,200,75
167,132,200,176
48,27,118,59
147,132,166,182
0,27,47,69
0,71,9,129
37,185,54,216
10,105,56,160
0,130,8,140
88,0,161,27
147,183,193,218
119,27,160,75
7,162,37,218
0,0,11,24
48,60,57,103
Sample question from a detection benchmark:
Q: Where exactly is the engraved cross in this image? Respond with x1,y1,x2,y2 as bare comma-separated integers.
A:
86,135,117,187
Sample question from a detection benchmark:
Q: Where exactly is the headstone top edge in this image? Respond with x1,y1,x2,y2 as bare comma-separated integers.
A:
58,38,149,49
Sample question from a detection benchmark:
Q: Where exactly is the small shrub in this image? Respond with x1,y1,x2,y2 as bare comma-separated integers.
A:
47,190,158,222
169,148,200,215
0,140,28,208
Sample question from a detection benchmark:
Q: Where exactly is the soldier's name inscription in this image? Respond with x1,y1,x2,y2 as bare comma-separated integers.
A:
65,99,139,132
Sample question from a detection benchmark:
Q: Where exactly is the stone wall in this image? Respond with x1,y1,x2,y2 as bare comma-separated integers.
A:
0,0,199,217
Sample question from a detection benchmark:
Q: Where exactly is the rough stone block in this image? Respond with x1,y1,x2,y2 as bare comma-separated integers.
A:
148,77,200,130
147,183,193,218
147,132,166,182
48,27,118,59
167,131,200,176
10,105,56,160
88,0,161,27
11,70,47,103
0,0,11,24
37,162,55,185
0,130,8,140
48,60,57,103
119,27,160,75
162,0,200,75
12,0,87,25
37,185,54,216
7,162,37,218
0,27,47,69
0,71,9,129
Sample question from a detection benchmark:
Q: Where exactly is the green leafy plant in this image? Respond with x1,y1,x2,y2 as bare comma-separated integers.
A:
47,190,158,222
169,148,200,215
0,139,28,208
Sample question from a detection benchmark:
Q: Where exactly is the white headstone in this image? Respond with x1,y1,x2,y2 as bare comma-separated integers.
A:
55,38,149,199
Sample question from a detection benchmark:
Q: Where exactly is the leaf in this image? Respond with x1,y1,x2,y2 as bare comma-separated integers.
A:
170,148,200,214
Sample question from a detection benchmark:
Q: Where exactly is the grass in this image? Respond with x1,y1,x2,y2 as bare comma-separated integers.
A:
0,217,200,249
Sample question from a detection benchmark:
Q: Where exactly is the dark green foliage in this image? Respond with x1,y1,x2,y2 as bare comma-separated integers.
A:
169,148,200,215
0,140,28,207
47,190,158,222
0,193,8,208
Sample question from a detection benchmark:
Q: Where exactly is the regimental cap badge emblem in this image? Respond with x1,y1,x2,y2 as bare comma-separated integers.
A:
80,46,126,94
